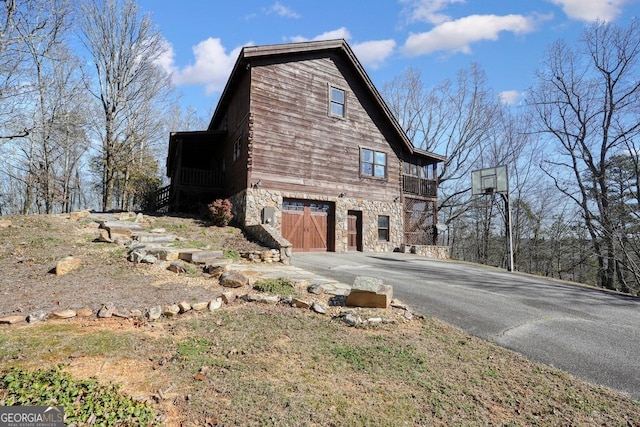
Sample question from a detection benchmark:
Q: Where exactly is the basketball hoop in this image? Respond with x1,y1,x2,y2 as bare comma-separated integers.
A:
471,165,508,196
470,165,514,272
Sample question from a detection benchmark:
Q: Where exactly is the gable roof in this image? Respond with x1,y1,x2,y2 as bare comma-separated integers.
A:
208,39,446,164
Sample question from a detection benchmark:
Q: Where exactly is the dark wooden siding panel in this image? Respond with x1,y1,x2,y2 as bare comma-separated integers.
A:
219,71,252,196
249,54,404,201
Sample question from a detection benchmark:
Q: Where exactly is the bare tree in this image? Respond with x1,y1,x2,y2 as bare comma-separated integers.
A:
13,0,79,213
528,19,640,292
382,64,545,269
0,0,90,214
383,64,502,223
0,0,31,142
78,0,172,211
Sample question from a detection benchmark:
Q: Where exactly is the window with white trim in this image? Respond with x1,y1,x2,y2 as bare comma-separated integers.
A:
329,86,346,118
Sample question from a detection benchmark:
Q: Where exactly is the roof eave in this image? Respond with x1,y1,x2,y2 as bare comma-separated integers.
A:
208,39,447,163
336,41,446,163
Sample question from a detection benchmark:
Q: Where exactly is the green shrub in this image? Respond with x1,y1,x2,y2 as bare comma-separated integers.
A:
0,366,160,426
253,277,295,295
223,249,241,260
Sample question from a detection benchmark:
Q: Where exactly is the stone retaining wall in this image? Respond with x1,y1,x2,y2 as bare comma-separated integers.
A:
243,224,292,264
401,244,450,259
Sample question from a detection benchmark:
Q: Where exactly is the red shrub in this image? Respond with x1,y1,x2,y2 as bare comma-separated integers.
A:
207,199,233,226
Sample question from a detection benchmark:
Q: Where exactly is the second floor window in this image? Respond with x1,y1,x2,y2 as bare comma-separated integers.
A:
329,86,345,117
232,138,241,161
361,148,387,178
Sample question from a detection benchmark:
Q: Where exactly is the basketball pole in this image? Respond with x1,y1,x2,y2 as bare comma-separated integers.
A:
471,165,514,272
499,192,514,272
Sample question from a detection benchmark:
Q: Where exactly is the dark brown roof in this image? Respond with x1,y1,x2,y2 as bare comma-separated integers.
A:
208,39,446,163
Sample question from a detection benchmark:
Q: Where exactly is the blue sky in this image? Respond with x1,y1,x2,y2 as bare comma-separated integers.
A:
139,0,640,117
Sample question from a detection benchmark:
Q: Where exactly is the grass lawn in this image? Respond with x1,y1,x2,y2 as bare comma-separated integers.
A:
1,304,638,426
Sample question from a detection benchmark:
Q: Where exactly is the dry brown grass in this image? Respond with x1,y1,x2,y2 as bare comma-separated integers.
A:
1,308,639,426
0,213,639,426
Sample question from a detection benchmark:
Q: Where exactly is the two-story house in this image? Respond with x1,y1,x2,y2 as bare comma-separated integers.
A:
165,39,445,253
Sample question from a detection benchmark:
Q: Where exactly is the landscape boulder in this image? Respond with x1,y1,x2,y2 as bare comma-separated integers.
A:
164,304,180,316
49,309,77,319
167,262,188,274
220,271,248,288
27,311,47,323
179,250,223,264
345,276,393,309
97,303,116,318
135,233,176,244
205,259,233,278
221,291,237,304
0,315,26,325
69,210,90,221
54,256,81,276
311,301,327,314
209,297,223,310
76,308,93,317
291,298,311,309
147,305,163,320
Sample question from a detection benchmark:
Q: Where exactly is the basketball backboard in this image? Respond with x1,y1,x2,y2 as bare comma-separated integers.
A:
471,165,508,195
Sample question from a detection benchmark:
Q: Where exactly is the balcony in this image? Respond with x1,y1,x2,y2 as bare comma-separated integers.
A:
402,175,437,197
178,167,223,189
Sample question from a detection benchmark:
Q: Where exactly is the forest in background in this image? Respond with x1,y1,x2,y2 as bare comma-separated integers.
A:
382,18,640,295
1,0,639,295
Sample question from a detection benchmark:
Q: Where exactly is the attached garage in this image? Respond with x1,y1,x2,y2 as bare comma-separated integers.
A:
282,199,335,252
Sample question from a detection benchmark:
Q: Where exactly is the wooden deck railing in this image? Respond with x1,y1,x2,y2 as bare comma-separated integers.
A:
402,175,437,197
179,167,223,188
149,185,171,211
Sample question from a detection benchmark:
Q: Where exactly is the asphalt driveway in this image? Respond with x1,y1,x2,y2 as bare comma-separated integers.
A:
291,251,640,401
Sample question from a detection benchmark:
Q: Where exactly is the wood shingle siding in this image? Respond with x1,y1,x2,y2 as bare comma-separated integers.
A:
250,55,402,201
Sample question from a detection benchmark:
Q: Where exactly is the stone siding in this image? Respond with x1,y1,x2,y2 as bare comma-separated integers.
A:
401,244,450,259
244,224,293,264
229,191,247,226
334,196,403,253
235,188,404,253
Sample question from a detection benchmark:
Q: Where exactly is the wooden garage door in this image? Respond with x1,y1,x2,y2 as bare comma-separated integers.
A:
282,200,331,252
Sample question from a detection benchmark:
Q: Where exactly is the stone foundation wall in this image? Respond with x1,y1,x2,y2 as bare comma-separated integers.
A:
334,196,403,253
238,188,404,253
244,223,293,264
401,244,450,259
229,190,247,226
230,189,448,258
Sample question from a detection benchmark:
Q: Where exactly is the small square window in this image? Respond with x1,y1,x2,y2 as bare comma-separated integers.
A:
329,86,345,118
378,215,390,241
360,148,387,178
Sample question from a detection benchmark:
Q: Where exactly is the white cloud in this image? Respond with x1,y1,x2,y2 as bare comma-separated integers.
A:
403,14,538,56
353,40,397,69
289,27,352,43
266,2,300,19
499,90,523,105
172,38,249,94
288,28,394,69
548,0,632,21
400,0,467,25
154,38,177,75
164,28,394,96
